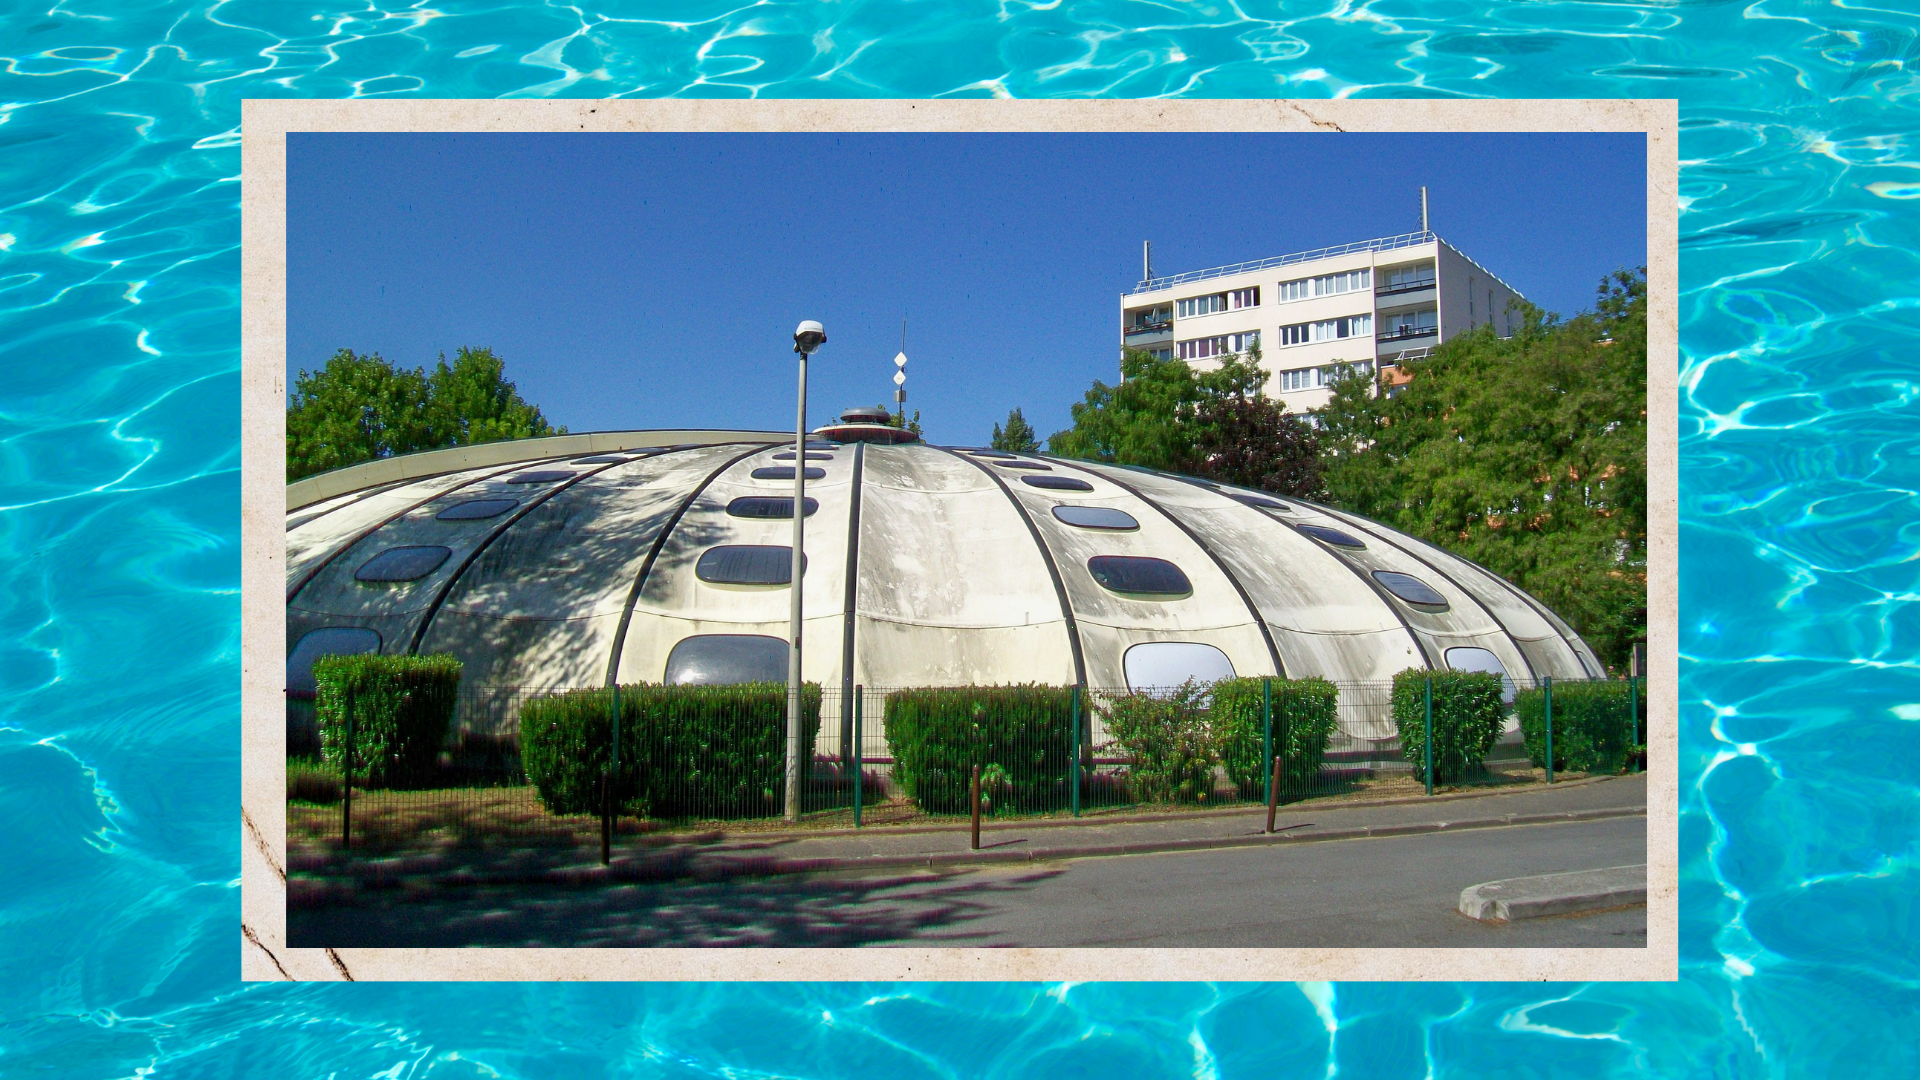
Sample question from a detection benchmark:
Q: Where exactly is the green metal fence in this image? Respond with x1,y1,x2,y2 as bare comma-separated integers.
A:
285,675,1647,864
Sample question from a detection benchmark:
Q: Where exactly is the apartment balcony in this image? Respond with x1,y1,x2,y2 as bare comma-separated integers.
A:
1374,283,1436,311
1124,319,1173,337
1375,275,1436,299
1376,325,1438,345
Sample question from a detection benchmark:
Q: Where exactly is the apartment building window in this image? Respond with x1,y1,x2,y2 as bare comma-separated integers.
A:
1278,360,1373,392
1310,314,1371,342
1381,310,1438,338
1177,331,1260,360
1277,322,1310,346
1379,264,1436,293
1176,293,1228,318
1229,287,1259,310
1277,269,1371,302
1177,335,1230,360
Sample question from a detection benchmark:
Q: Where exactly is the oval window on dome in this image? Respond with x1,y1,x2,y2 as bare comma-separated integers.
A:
505,470,574,484
665,634,790,686
1123,641,1237,694
285,627,382,695
1232,493,1289,511
751,466,826,481
726,496,819,519
1022,475,1094,492
436,498,519,521
354,545,452,582
994,460,1052,471
1052,505,1139,531
1297,523,1366,548
772,451,834,461
1088,555,1192,598
1373,570,1449,610
695,545,805,585
1445,646,1517,704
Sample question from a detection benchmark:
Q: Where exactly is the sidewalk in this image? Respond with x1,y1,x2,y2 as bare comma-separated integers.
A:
289,773,1646,901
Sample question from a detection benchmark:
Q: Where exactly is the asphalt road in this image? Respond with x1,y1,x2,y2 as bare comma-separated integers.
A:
292,816,1647,949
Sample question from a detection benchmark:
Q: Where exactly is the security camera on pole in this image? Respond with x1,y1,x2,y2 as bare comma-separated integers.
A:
786,320,825,822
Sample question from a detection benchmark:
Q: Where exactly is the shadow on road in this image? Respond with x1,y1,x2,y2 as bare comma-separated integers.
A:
288,865,1065,948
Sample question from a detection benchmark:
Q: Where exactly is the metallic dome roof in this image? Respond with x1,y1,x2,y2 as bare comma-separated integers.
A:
286,433,1603,741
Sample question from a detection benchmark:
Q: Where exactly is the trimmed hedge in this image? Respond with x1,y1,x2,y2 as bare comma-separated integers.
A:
520,682,820,819
1391,669,1505,785
1101,684,1217,803
884,685,1076,814
1515,680,1639,774
1210,677,1340,797
314,653,462,789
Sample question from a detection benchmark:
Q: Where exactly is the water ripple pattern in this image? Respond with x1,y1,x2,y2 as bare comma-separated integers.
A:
3,1,1917,1075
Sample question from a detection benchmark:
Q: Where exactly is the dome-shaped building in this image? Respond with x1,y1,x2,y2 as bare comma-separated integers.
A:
286,420,1604,754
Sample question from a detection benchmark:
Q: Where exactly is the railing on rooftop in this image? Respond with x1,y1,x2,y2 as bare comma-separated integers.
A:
1128,231,1436,294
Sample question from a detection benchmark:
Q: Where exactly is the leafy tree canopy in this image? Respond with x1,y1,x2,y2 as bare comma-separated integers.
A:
990,407,1040,452
885,408,923,437
1047,347,1324,498
287,346,563,481
1314,267,1648,671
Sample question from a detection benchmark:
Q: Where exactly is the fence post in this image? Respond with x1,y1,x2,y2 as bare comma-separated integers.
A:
1544,675,1555,785
1266,753,1282,833
970,763,981,850
852,685,863,828
1423,676,1434,797
1628,675,1640,774
600,767,611,866
610,682,621,842
1261,677,1273,806
340,684,354,851
1071,684,1083,818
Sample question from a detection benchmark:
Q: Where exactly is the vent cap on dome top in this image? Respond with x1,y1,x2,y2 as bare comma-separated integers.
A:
839,405,892,424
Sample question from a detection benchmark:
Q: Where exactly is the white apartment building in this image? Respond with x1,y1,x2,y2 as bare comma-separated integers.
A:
1120,230,1526,413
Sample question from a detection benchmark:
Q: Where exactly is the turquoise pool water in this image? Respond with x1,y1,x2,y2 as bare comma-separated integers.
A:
4,2,1918,1076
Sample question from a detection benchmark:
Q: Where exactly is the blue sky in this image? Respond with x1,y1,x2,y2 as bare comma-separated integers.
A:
287,132,1646,445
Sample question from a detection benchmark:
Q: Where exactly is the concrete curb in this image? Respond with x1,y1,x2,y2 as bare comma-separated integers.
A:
287,804,1647,903
1457,864,1648,921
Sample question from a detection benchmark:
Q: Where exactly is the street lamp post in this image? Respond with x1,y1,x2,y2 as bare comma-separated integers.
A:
786,320,825,822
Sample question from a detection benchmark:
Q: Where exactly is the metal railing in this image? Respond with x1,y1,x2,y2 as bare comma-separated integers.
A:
1128,231,1436,294
286,675,1645,863
1377,326,1439,343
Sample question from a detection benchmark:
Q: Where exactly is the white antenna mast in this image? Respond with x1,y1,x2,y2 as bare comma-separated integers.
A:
893,317,908,417
1421,186,1429,233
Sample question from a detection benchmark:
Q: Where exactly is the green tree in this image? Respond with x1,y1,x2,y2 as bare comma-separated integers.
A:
425,346,561,447
287,346,563,481
1192,392,1326,499
885,408,923,437
286,349,432,481
1046,348,1207,472
990,407,1040,452
1314,268,1648,671
1046,346,1318,496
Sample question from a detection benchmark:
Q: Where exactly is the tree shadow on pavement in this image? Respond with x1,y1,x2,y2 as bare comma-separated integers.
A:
289,865,1064,948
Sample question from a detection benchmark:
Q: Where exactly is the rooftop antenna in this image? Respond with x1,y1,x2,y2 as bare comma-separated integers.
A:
894,317,908,418
1421,186,1429,233
1143,240,1152,282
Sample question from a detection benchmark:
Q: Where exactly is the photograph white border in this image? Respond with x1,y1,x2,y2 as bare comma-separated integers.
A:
241,97,1679,982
